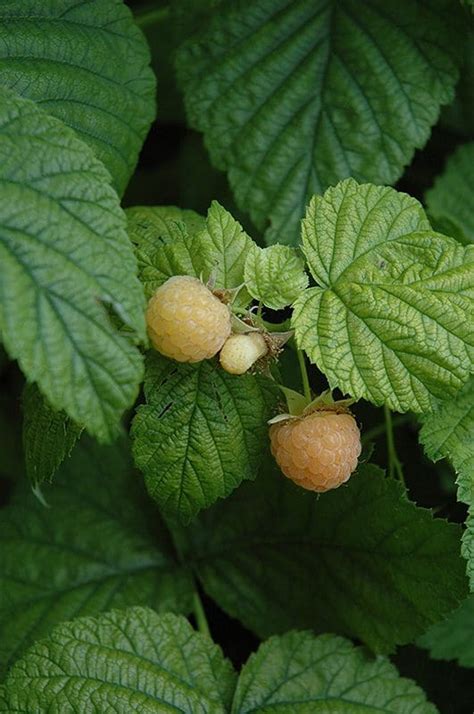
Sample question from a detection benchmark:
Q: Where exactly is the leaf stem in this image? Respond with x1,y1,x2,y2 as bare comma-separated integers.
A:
192,591,211,638
297,349,312,403
384,405,405,485
135,5,169,29
361,414,411,445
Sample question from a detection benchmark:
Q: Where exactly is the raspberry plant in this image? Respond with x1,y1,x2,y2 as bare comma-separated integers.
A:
0,0,473,711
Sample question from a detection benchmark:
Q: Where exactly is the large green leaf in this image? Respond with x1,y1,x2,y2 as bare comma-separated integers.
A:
0,437,194,676
419,594,474,669
0,0,156,194
132,352,278,523
425,142,474,244
1,608,236,713
292,179,474,413
234,631,437,713
174,461,467,652
22,383,82,486
176,0,462,245
0,89,145,441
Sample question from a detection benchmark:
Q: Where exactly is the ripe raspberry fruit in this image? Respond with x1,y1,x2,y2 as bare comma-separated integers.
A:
220,332,268,374
146,276,231,362
269,411,361,492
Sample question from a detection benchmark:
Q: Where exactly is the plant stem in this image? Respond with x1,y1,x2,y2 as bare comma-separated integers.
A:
135,5,169,29
297,349,312,403
192,591,211,638
361,414,411,445
384,405,405,484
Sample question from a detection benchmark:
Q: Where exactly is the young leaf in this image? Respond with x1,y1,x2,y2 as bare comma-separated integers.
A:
0,89,145,441
1,608,236,713
200,201,254,293
127,206,209,298
425,142,474,244
174,461,467,652
176,0,463,245
419,377,474,507
22,383,82,486
127,205,206,254
0,437,194,676
0,0,156,195
292,179,474,413
234,631,437,713
419,594,474,669
132,352,278,523
244,244,308,309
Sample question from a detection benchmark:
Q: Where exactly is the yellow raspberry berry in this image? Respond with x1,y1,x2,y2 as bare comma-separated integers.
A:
269,411,361,492
146,276,232,363
219,333,268,375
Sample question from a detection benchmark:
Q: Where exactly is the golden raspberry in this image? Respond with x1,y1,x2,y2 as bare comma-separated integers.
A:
269,411,361,492
146,276,232,362
219,333,268,374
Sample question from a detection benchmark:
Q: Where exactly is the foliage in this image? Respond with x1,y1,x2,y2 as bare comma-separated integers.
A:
0,1,473,711
0,607,435,713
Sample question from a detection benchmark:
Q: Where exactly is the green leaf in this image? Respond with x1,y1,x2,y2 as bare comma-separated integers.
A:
174,461,467,652
0,0,156,195
419,594,474,669
22,383,82,486
419,378,474,588
200,201,254,293
127,205,206,253
1,608,236,713
128,202,254,306
176,0,463,245
441,30,474,138
463,510,474,590
0,88,145,441
425,142,474,244
234,631,437,713
244,245,308,309
419,377,474,507
0,437,194,676
127,206,208,299
292,179,474,413
132,352,278,523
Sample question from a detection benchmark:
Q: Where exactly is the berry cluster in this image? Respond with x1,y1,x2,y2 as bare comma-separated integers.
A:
146,275,361,493
146,276,269,372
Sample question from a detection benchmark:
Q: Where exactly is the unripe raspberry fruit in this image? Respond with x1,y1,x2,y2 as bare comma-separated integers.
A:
220,333,268,375
146,276,231,362
269,411,361,492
